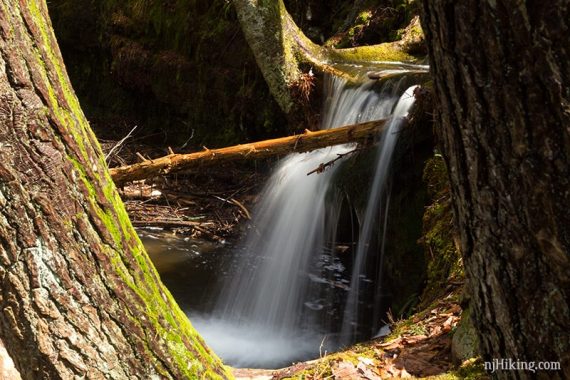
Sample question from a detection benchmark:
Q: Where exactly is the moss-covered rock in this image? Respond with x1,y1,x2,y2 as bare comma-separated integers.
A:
319,0,422,49
328,43,416,63
451,307,480,364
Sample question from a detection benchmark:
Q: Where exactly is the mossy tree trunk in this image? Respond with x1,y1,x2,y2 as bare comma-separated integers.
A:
0,1,231,379
421,1,569,378
233,0,418,116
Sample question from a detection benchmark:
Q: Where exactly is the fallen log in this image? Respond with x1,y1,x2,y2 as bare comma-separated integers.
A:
109,119,388,186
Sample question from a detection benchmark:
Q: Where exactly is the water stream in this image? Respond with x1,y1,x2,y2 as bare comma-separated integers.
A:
143,63,427,369
340,85,419,344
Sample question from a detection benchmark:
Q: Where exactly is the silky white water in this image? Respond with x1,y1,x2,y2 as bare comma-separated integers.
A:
191,67,424,368
340,85,419,344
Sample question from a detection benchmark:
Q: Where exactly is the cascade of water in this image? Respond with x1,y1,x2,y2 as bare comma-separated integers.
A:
191,67,423,368
340,85,419,344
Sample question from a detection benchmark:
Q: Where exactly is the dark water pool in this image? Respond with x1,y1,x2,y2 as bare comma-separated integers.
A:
138,228,354,369
139,228,230,313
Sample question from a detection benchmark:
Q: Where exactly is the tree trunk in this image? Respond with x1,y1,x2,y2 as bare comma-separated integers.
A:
110,119,388,186
0,337,20,379
233,0,418,115
0,1,230,379
420,1,570,378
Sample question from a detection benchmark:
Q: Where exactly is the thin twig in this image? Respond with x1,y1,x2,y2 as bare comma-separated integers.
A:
136,152,148,162
307,147,362,176
179,129,195,149
319,335,328,358
230,198,251,219
105,125,137,162
212,195,252,219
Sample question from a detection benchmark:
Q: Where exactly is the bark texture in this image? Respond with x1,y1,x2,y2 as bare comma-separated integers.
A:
421,1,570,379
0,1,230,379
233,0,416,114
110,119,387,186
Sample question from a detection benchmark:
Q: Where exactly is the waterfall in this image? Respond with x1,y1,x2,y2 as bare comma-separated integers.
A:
191,66,425,368
340,85,419,344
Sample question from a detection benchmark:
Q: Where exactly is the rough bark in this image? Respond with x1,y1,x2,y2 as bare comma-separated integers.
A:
110,119,387,186
420,1,570,379
0,1,231,379
0,337,20,379
233,0,418,114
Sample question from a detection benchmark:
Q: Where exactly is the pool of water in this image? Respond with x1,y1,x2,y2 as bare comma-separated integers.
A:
139,228,351,369
139,228,229,313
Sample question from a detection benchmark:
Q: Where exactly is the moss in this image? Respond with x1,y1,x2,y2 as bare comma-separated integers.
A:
27,1,95,166
454,359,488,379
322,0,421,49
399,15,426,55
69,154,231,378
328,42,416,63
356,10,373,24
419,154,463,308
280,316,486,380
29,2,232,377
101,0,200,54
383,300,435,341
333,9,373,48
421,359,488,380
280,348,379,380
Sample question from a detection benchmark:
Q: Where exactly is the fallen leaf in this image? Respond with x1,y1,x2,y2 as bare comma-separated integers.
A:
379,337,402,350
443,316,455,330
332,361,363,380
356,362,382,380
430,325,442,337
402,335,428,345
357,356,374,366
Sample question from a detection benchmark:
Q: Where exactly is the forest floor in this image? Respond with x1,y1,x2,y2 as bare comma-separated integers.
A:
232,285,487,380
103,138,269,243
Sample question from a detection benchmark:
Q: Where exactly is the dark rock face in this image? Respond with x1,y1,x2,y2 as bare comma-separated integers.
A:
48,0,286,147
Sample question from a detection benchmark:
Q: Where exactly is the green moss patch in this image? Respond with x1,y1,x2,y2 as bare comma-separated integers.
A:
419,154,463,309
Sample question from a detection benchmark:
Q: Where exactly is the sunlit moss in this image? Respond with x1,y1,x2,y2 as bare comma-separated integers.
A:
26,1,232,377
328,43,416,63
